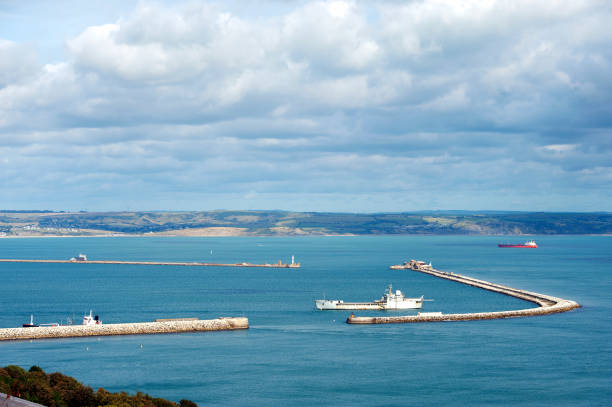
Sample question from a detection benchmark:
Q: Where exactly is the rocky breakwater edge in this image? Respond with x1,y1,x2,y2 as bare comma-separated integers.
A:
347,261,581,324
0,317,249,341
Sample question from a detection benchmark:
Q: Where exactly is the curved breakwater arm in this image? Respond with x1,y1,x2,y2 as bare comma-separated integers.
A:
347,266,580,324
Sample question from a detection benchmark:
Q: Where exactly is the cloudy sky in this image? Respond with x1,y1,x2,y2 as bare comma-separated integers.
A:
1,0,611,212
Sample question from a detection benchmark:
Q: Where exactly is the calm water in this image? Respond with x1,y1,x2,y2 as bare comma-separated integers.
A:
1,236,610,406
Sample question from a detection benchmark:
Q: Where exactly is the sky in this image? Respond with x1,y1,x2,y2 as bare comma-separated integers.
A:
0,0,611,212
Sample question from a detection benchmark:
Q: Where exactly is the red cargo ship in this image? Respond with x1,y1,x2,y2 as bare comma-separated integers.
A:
498,240,538,248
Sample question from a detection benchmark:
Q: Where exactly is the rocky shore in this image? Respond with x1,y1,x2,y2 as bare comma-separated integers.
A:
0,317,249,341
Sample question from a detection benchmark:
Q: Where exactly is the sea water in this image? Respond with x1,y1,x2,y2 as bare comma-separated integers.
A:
0,236,610,406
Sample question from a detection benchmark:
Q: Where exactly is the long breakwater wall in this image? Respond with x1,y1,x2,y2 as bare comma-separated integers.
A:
347,265,580,324
0,317,248,341
0,259,299,268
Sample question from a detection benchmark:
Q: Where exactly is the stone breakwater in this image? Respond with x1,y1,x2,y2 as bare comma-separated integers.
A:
0,259,300,268
0,317,248,341
347,265,581,324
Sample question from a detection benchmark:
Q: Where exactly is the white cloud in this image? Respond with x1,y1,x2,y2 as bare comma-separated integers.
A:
419,84,469,111
1,0,611,211
281,1,380,72
68,23,208,82
541,144,577,154
0,39,40,87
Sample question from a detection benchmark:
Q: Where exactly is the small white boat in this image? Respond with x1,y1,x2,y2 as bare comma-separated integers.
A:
315,285,425,310
82,310,102,326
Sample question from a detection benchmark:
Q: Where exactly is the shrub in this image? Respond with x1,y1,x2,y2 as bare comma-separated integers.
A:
1,366,197,407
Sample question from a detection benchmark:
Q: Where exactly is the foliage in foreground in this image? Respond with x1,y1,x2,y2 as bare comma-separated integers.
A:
0,365,197,407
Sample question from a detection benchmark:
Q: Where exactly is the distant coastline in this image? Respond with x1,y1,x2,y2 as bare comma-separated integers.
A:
1,210,611,237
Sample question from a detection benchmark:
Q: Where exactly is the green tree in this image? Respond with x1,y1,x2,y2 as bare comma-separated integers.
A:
1,366,197,407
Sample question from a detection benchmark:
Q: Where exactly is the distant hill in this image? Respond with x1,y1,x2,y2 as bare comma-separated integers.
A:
0,210,610,236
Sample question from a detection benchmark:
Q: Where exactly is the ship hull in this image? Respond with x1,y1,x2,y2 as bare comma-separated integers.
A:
315,299,423,310
497,244,537,248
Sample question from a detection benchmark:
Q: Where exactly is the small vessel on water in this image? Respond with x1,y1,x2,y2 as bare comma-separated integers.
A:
82,310,102,326
498,240,538,248
23,314,39,327
315,285,425,310
390,259,433,270
70,253,87,262
22,314,59,328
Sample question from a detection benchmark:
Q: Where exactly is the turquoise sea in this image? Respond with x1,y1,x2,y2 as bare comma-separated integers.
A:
1,236,611,406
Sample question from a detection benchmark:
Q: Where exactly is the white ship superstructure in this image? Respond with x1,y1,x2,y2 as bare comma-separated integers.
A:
82,310,102,325
315,285,424,310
